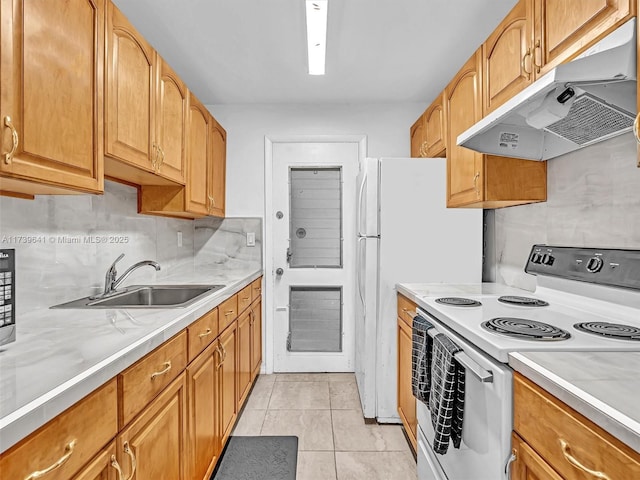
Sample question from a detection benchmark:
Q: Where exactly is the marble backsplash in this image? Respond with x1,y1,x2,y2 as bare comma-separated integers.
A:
488,133,640,290
0,180,262,315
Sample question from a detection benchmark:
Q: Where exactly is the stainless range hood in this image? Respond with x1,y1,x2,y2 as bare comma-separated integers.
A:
458,18,637,161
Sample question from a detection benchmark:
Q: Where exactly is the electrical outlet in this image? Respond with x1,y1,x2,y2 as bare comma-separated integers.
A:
177,231,183,247
246,232,255,247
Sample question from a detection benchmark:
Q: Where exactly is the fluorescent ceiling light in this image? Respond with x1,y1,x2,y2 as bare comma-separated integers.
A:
305,0,328,75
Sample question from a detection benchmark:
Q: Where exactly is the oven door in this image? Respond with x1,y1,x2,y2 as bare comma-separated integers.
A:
415,309,513,480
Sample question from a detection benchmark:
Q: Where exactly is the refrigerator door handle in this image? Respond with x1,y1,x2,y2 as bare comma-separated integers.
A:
357,171,367,236
357,236,366,316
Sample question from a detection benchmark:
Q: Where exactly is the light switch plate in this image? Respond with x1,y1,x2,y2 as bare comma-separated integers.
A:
246,232,256,247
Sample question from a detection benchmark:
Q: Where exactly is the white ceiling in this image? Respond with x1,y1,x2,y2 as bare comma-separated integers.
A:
112,0,518,105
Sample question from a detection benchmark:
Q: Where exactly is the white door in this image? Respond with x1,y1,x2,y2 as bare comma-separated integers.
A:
271,141,359,372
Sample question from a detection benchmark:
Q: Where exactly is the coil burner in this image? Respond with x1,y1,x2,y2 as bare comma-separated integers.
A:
482,317,571,341
435,297,482,307
497,296,549,307
574,322,640,341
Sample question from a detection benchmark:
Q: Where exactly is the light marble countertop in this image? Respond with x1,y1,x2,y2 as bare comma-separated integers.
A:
0,266,262,453
397,283,640,454
509,351,640,454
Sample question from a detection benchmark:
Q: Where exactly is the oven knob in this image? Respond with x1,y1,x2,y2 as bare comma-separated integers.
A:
541,254,555,266
586,256,604,273
531,253,542,264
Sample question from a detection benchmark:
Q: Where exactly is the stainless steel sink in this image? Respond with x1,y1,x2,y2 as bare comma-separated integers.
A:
52,285,224,309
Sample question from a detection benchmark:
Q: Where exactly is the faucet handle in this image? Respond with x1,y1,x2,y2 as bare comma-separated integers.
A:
108,254,125,273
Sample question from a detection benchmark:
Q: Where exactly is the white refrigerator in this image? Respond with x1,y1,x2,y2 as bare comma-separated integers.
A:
355,157,482,422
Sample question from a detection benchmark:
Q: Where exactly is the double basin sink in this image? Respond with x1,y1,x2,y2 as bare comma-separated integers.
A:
52,284,224,309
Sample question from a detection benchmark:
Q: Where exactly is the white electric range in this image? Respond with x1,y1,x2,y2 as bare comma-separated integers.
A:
407,245,640,480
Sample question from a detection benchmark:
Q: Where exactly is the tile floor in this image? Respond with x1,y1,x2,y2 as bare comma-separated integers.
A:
231,373,417,480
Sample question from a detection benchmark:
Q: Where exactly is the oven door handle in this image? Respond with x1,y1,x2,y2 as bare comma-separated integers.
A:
413,309,495,384
453,351,494,383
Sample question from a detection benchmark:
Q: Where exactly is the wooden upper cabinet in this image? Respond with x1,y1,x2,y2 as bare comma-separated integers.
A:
483,0,534,114
186,94,210,215
446,49,485,207
209,119,227,217
535,0,634,76
446,49,546,208
0,0,104,197
105,1,156,176
410,116,426,157
424,92,447,157
155,56,187,184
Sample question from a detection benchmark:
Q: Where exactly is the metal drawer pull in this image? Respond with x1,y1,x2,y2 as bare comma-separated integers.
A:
150,361,172,380
4,116,18,164
215,344,223,369
224,310,234,316
198,328,212,338
633,112,640,144
505,451,517,480
559,439,610,480
122,441,137,480
24,440,77,480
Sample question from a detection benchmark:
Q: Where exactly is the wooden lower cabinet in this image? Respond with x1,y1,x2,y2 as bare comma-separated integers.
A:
396,294,417,451
73,442,119,480
512,373,640,480
237,309,253,408
187,342,220,480
116,373,188,480
219,321,238,447
250,299,262,381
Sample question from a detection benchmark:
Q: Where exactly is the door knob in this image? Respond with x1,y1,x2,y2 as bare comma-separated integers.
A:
275,268,284,276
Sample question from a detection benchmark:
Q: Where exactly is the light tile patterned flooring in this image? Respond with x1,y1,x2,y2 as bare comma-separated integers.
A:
232,373,417,480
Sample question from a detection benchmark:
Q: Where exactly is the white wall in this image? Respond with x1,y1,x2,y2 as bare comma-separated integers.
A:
206,103,426,217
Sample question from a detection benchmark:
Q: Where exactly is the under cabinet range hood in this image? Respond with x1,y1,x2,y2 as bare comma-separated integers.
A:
458,18,637,161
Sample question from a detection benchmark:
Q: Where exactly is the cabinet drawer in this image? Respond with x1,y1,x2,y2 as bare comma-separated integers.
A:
514,373,640,480
188,307,218,362
397,294,417,327
219,295,238,332
119,331,187,427
251,277,262,302
0,379,117,480
237,284,252,314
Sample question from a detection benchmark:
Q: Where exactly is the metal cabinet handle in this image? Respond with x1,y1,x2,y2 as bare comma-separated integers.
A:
214,343,223,369
157,145,165,169
522,47,532,78
533,39,542,73
23,440,77,480
505,451,517,480
198,328,212,338
151,143,158,169
150,361,172,380
559,439,610,480
473,171,480,197
4,116,18,164
633,113,640,144
110,455,124,480
122,441,137,480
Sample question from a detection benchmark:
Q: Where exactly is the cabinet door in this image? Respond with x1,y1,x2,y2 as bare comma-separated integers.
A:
73,441,119,480
445,49,484,207
237,309,252,408
397,318,417,451
105,1,155,171
188,343,220,480
155,56,186,184
250,300,262,381
535,0,633,76
0,0,104,195
424,93,447,157
218,323,237,447
511,433,563,480
483,0,533,114
208,119,226,217
410,115,426,157
117,373,188,480
186,94,210,215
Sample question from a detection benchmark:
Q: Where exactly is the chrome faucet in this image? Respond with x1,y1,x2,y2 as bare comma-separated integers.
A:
101,254,161,297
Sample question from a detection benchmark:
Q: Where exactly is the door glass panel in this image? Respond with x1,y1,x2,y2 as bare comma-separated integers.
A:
289,167,342,268
288,287,342,352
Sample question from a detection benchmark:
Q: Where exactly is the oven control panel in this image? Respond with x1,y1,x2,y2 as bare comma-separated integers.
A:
525,245,640,290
